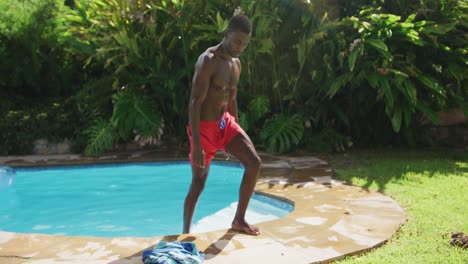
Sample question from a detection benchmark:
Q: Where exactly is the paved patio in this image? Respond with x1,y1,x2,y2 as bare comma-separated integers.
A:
0,149,406,264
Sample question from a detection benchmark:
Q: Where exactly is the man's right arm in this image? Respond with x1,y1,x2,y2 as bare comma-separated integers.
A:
189,55,212,167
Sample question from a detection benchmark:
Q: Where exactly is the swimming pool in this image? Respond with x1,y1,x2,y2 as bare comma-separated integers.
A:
0,162,293,237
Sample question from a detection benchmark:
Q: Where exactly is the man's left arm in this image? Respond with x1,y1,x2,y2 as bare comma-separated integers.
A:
228,59,241,123
228,95,239,123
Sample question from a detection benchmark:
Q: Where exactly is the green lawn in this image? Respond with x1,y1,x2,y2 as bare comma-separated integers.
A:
326,149,468,264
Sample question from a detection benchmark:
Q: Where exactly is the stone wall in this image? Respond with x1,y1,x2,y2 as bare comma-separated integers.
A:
429,124,468,149
33,139,71,155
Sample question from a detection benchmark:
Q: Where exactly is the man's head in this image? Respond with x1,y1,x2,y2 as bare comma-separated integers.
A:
223,14,252,58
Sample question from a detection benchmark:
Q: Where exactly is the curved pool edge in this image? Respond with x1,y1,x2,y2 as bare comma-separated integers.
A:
0,152,406,264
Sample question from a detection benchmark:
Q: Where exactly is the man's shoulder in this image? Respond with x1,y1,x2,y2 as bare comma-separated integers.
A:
196,49,217,69
199,48,216,61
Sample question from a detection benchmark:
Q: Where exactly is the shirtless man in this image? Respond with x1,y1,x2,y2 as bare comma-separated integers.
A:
183,13,261,236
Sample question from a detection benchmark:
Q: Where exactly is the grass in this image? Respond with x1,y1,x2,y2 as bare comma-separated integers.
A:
325,148,468,264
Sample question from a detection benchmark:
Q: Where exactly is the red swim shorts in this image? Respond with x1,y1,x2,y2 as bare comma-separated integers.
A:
187,112,243,166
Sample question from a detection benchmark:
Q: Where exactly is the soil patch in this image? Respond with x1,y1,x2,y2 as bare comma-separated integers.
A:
449,232,468,249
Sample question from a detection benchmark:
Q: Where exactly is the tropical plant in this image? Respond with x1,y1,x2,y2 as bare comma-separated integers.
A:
0,98,91,155
303,127,352,153
3,0,466,155
0,0,76,98
237,0,282,110
111,91,163,140
83,90,164,156
60,0,244,154
59,0,188,154
260,113,305,153
84,118,115,156
240,96,270,133
0,111,35,155
320,1,467,146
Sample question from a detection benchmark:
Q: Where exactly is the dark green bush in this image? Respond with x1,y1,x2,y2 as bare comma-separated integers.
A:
0,98,94,155
0,0,78,99
0,111,35,155
303,127,351,153
0,0,95,155
324,1,467,146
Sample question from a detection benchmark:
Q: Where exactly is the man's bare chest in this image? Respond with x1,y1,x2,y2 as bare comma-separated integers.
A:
211,61,239,90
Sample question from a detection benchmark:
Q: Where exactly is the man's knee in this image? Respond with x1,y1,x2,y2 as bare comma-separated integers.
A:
188,175,207,197
247,154,261,171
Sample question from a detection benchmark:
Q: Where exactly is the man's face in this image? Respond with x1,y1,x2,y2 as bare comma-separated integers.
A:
224,30,251,58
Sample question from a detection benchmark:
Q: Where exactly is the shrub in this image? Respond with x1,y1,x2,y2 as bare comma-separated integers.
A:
0,111,35,155
0,98,94,155
0,0,77,98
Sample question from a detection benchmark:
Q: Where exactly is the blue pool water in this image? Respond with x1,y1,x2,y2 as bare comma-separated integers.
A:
0,162,292,237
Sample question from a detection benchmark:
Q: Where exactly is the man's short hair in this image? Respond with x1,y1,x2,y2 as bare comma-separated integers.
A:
227,14,252,34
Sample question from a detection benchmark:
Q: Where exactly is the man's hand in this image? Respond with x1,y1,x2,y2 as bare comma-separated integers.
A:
192,148,205,168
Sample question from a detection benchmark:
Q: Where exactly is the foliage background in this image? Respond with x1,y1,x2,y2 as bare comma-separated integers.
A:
1,0,466,155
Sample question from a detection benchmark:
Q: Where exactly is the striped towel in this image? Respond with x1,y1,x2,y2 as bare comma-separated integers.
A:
142,241,205,264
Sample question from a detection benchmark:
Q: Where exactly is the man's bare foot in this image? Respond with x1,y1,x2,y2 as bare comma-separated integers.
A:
231,219,260,236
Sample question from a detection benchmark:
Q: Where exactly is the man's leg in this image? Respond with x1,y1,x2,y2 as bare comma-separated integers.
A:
225,130,261,236
183,165,210,234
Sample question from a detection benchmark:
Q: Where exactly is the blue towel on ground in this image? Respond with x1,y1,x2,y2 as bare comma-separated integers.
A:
142,241,205,264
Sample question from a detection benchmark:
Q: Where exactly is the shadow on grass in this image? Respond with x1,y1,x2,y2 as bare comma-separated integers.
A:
330,149,468,192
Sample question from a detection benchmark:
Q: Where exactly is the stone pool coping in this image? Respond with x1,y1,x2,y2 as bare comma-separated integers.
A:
0,150,406,264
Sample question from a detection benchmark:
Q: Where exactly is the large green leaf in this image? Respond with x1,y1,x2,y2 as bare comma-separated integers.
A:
329,72,353,98
381,78,394,108
64,14,85,24
403,80,417,105
419,22,456,35
405,14,416,23
382,14,401,26
416,102,440,124
216,12,228,33
238,111,249,131
111,91,163,140
391,105,402,132
388,69,409,78
366,72,383,89
84,119,115,156
402,104,412,128
416,75,444,96
365,38,391,59
258,39,274,54
348,47,359,71
403,29,423,45
260,114,304,153
296,38,307,67
248,96,270,122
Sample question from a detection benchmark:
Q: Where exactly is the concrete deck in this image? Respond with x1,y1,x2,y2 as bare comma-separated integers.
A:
0,149,406,264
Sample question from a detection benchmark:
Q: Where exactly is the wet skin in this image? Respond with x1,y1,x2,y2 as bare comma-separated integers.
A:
183,30,261,236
